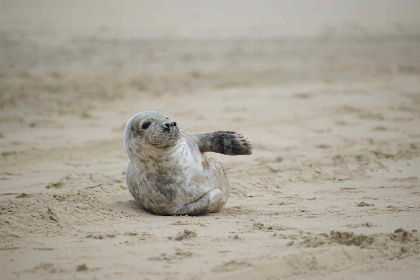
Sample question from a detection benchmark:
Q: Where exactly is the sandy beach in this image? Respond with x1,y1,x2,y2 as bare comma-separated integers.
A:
1,1,420,279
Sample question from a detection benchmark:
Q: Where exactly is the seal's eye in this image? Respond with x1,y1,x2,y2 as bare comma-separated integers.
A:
141,121,151,130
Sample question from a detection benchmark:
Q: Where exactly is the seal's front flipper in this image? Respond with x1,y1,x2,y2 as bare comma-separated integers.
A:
190,131,252,156
174,188,226,215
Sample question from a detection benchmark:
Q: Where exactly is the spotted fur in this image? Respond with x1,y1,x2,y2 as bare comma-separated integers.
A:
124,111,252,215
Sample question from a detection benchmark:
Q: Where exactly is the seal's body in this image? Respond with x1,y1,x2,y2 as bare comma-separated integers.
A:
124,111,252,215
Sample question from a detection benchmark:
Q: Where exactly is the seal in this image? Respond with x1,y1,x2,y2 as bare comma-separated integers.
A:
124,111,252,215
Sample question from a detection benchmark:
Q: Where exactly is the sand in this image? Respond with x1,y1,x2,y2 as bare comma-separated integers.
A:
1,1,420,279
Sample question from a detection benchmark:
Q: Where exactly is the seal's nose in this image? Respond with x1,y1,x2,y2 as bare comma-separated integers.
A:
164,121,177,129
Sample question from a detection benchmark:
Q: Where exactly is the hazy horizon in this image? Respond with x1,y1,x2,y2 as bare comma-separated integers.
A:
1,0,420,39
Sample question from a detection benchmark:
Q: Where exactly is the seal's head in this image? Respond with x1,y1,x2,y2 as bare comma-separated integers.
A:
125,111,180,158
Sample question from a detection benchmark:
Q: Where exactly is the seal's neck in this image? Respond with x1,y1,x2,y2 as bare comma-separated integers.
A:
130,138,190,168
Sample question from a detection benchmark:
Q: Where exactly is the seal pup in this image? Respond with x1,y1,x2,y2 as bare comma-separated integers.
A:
124,111,252,215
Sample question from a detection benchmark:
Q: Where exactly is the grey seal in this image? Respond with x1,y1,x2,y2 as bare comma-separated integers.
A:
124,111,252,215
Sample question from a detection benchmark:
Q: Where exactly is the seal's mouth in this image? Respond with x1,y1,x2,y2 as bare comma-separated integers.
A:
149,139,179,149
147,128,180,149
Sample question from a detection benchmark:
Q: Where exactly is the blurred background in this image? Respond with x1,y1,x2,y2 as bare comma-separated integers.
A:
1,0,420,76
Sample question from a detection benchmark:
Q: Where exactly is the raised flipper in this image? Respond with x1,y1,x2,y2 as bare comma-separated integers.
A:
189,131,252,155
174,188,226,215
